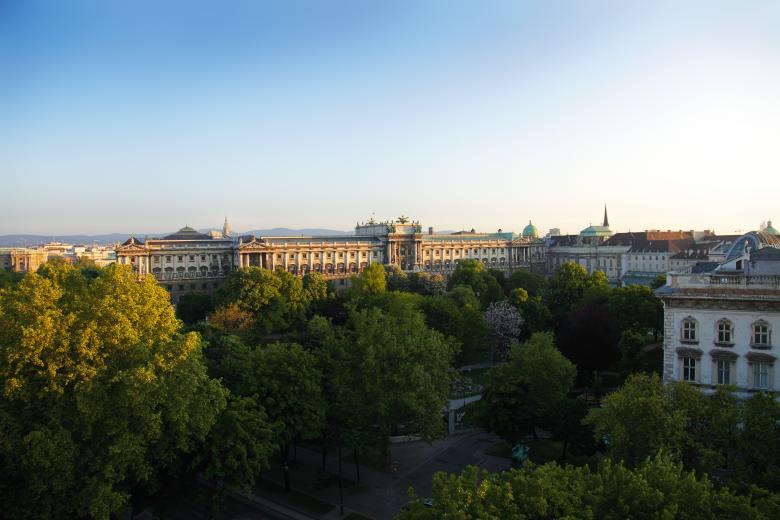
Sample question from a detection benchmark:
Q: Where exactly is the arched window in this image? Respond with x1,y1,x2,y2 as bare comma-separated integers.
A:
715,319,733,345
681,317,698,343
751,320,772,348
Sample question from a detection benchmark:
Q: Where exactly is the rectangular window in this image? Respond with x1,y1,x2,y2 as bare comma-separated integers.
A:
753,325,770,346
718,323,732,344
682,320,697,342
178,256,183,262
716,360,731,385
201,255,206,261
189,255,195,261
753,363,769,389
683,357,696,381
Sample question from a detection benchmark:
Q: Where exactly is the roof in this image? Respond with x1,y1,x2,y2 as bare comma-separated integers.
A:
691,261,719,274
162,226,213,240
580,225,612,237
725,231,780,261
522,221,538,238
121,236,144,246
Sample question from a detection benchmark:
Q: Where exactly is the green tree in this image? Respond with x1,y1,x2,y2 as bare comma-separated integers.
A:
507,269,545,297
352,262,387,295
617,329,647,378
479,332,576,442
176,291,214,325
397,455,770,520
447,259,503,308
228,342,325,491
0,264,226,519
584,373,686,467
345,306,455,458
608,284,663,339
302,271,329,304
543,262,608,322
190,394,276,512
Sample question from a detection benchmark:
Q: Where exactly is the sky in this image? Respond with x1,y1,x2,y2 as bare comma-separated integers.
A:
2,0,779,236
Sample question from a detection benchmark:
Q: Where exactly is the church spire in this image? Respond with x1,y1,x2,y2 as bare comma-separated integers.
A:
222,216,231,237
603,205,609,228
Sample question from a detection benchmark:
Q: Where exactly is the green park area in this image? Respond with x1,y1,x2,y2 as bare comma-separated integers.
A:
0,259,777,519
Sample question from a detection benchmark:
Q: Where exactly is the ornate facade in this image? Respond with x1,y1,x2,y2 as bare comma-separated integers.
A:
115,216,545,301
656,233,780,396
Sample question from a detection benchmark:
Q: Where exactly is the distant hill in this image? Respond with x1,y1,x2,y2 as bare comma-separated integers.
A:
0,228,351,247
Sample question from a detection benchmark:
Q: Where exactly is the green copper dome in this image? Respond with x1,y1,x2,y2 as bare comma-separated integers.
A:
765,221,780,236
522,220,538,238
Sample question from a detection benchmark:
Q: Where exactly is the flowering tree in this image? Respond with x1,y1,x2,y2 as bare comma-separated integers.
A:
484,300,523,361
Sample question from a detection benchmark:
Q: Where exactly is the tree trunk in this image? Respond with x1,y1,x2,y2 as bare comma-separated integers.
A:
338,442,345,517
560,438,568,461
282,443,291,492
293,440,298,463
353,448,361,482
321,443,328,471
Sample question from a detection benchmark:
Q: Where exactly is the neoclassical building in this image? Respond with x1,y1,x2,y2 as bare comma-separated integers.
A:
656,231,780,396
116,216,545,301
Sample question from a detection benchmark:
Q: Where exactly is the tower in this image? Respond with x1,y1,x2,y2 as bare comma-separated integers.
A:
222,216,231,237
603,205,609,228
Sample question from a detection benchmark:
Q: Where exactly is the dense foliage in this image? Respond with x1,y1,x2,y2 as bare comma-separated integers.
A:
398,456,779,519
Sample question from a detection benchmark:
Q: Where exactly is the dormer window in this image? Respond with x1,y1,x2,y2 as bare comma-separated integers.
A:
751,321,771,348
681,318,698,343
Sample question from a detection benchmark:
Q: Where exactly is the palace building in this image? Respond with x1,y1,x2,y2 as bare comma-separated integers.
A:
115,216,545,301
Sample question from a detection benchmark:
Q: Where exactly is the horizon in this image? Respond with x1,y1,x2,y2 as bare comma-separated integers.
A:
3,1,780,234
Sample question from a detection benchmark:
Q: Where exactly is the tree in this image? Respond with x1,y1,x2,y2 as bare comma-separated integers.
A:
421,292,488,365
352,262,386,295
344,306,455,458
543,262,608,322
407,272,445,296
384,264,408,291
556,302,621,379
447,259,503,308
650,273,667,290
617,329,647,378
507,269,545,297
227,342,325,491
0,264,226,519
483,300,523,361
584,373,686,467
176,292,214,325
190,394,276,512
608,284,663,339
397,455,771,520
479,333,576,442
736,392,780,491
302,271,329,304
515,295,551,339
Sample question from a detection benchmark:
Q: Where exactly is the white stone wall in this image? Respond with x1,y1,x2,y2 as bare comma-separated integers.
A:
665,305,778,391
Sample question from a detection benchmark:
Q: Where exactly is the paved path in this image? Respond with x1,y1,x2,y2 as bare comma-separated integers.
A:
254,431,511,520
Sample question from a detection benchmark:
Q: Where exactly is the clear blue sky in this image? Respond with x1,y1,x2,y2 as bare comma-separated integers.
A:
2,1,779,235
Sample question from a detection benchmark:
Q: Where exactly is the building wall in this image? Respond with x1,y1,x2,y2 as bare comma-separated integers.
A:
664,305,778,391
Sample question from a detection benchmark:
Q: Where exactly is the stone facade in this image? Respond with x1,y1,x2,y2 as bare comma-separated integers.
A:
116,217,543,301
657,271,780,396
